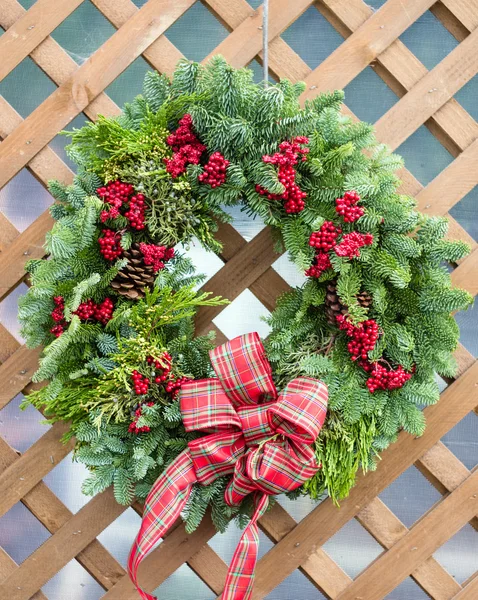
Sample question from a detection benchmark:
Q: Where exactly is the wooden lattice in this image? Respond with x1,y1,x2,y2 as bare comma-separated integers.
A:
0,0,477,598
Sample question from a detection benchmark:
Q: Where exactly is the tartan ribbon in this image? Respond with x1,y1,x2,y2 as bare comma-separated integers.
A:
128,332,328,600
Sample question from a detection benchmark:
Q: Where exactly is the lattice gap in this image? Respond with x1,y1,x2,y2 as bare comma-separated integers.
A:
0,0,477,598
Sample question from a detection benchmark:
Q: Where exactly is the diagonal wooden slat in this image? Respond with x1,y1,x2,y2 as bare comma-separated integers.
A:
374,27,478,151
301,0,436,98
0,421,74,517
0,0,196,188
0,436,126,590
0,488,127,600
336,470,478,600
0,0,85,82
453,572,478,599
357,497,462,598
0,0,121,121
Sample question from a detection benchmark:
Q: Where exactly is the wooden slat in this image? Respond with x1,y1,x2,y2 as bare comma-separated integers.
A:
0,345,42,408
246,360,478,599
441,0,478,30
259,502,352,598
0,549,47,600
195,226,281,334
100,513,218,600
417,137,478,215
357,497,462,599
302,0,436,97
336,470,478,600
0,421,74,517
453,573,478,599
318,0,478,157
90,0,184,76
0,0,85,82
204,0,313,67
0,437,126,590
0,0,196,188
451,247,478,294
374,27,478,150
0,0,121,122
0,488,126,600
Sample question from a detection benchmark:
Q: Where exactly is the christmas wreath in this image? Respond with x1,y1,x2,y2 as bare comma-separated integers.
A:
19,57,472,595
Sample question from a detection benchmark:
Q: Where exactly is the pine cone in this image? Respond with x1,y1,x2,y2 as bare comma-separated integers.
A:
325,280,372,325
110,243,155,299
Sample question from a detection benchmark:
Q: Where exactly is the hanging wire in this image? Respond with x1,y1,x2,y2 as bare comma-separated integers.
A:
263,0,269,87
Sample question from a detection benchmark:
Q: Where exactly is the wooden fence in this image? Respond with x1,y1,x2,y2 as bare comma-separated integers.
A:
0,0,477,598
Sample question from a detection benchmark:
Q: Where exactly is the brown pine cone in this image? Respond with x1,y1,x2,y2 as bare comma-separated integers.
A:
110,243,155,299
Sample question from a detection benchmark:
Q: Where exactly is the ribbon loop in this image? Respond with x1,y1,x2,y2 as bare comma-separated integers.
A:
210,333,277,407
128,333,328,600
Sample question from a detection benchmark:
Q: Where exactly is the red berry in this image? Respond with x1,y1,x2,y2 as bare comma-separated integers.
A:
335,191,364,223
98,229,123,261
305,252,332,278
335,231,373,259
256,137,309,213
139,243,174,273
309,221,342,252
198,152,229,187
164,114,206,178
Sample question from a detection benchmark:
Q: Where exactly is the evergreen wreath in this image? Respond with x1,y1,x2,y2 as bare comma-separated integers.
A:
19,57,473,533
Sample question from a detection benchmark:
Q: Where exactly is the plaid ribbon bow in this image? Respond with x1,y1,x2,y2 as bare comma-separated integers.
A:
128,332,328,600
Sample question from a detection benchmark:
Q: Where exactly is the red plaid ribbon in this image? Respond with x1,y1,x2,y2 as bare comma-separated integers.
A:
128,332,328,600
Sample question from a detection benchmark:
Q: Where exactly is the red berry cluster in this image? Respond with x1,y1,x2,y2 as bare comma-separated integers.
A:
335,231,373,259
147,352,172,384
198,151,229,187
74,298,114,324
129,402,154,434
305,222,342,279
336,315,380,361
147,352,190,398
335,191,364,223
123,193,146,231
165,376,190,397
131,370,150,395
309,221,342,251
74,299,96,320
94,298,114,324
98,229,123,261
365,363,412,393
139,242,175,273
336,315,413,392
164,114,206,178
305,252,332,279
255,137,309,213
97,181,134,222
97,182,146,230
50,296,67,337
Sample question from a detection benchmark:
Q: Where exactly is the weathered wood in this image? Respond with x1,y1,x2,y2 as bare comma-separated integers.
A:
336,470,478,600
302,0,436,97
0,0,196,188
0,0,85,82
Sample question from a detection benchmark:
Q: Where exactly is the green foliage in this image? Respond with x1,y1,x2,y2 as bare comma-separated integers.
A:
20,57,473,532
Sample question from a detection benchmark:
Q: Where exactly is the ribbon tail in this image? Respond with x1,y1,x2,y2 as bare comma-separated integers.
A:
221,493,270,600
128,449,196,600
